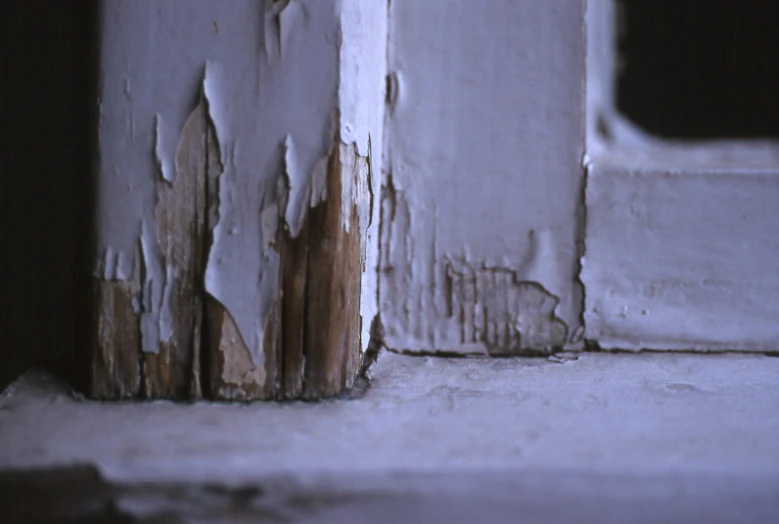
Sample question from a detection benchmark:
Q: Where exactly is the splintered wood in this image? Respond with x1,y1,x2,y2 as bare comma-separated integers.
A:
92,112,368,401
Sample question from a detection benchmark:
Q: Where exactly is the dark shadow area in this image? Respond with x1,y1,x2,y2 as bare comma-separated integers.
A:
1,2,97,392
1,464,778,523
616,0,779,139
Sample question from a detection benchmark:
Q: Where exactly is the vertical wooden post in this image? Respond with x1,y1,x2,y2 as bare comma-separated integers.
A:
90,0,386,400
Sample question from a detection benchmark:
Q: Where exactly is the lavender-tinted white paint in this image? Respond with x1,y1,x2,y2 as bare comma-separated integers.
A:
96,0,387,364
584,0,779,351
380,0,586,353
583,147,779,351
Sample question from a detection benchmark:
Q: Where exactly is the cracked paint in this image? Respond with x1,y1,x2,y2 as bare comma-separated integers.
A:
201,0,342,369
379,178,573,355
378,0,585,354
444,260,568,355
281,132,333,238
92,0,387,400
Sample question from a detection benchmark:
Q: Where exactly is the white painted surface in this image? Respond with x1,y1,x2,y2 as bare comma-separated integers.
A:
2,352,779,483
584,0,779,351
1,352,777,480
95,0,386,362
380,0,586,353
340,1,388,349
583,154,779,351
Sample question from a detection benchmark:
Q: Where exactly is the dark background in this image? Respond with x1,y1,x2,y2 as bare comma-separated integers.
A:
2,1,96,392
617,0,779,139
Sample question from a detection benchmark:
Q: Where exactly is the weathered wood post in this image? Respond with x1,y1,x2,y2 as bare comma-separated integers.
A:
91,0,386,400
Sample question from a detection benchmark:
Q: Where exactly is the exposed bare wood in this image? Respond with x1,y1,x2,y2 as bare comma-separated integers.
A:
206,138,369,401
93,125,368,401
89,1,381,402
207,298,268,401
142,103,208,399
91,275,141,399
301,142,365,398
279,222,310,399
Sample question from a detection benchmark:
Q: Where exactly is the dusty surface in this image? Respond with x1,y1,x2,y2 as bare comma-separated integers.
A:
2,352,779,521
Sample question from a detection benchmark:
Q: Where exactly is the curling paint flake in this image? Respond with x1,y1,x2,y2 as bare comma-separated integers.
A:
95,1,387,369
139,219,164,353
154,114,174,183
202,1,342,367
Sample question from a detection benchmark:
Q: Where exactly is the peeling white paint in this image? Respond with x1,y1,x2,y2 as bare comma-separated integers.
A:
309,156,329,208
154,114,174,183
201,61,228,151
279,131,336,239
380,0,586,353
96,0,210,265
158,265,176,343
139,312,160,354
201,2,341,367
95,246,133,282
96,0,224,363
139,220,165,353
96,0,386,365
99,247,116,280
339,1,388,352
442,258,569,354
281,133,330,238
201,1,387,366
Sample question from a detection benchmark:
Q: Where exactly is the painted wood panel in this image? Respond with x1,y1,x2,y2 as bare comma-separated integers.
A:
584,149,779,351
380,0,587,354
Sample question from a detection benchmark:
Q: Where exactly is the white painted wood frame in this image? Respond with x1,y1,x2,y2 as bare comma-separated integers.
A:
583,0,779,351
379,0,587,355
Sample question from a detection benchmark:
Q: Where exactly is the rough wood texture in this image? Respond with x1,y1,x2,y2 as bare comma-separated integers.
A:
143,104,209,399
380,0,586,354
208,299,269,401
89,1,380,401
91,103,210,400
91,279,141,398
301,142,364,398
207,138,368,400
206,123,281,401
279,222,310,399
93,114,369,401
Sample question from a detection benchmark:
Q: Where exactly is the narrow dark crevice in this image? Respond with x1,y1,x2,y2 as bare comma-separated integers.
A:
583,339,602,353
136,243,149,399
299,210,317,399
583,339,779,358
1,1,97,394
197,117,215,400
387,348,478,359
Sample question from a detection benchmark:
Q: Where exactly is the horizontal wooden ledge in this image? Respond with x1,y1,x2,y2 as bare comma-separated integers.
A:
583,162,779,351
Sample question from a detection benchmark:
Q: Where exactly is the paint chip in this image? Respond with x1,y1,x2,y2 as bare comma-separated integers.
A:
282,134,308,237
138,220,165,354
445,259,569,355
202,62,228,151
154,114,174,183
